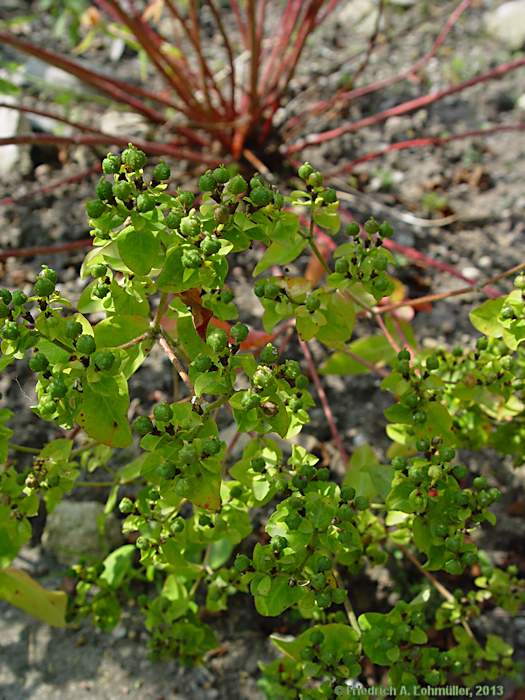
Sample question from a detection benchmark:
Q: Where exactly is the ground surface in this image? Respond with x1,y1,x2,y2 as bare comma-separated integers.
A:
1,1,525,698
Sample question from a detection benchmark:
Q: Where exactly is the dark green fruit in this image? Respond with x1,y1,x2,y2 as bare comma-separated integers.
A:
251,457,266,473
379,221,394,238
334,258,348,274
221,289,234,303
93,283,110,299
91,263,107,279
341,485,356,500
153,162,170,181
260,343,279,364
426,355,439,370
346,222,360,236
230,485,243,499
49,379,67,399
86,199,106,218
355,495,369,510
316,591,331,609
305,295,321,313
158,462,177,480
412,411,427,425
473,476,488,490
397,349,410,361
2,322,20,340
307,171,323,188
391,456,408,471
179,444,197,464
112,181,133,201
0,289,12,305
264,280,281,300
181,250,201,269
180,217,200,237
202,437,221,456
199,513,213,527
253,366,274,389
178,191,195,208
250,187,272,207
29,353,49,372
137,193,155,212
200,237,221,256
11,291,26,307
96,178,113,201
207,328,228,353
227,175,248,195
76,335,96,355
320,188,337,204
295,375,309,389
230,322,249,343
191,354,213,372
93,350,115,371
122,145,147,170
171,518,185,533
102,153,121,174
444,559,463,576
298,162,314,180
132,416,153,435
33,277,55,298
199,171,216,191
241,392,261,410
119,497,134,514
416,438,430,452
364,218,379,234
153,403,172,423
253,279,267,298
65,320,83,339
234,554,251,572
212,166,230,184
440,447,455,462
165,210,183,229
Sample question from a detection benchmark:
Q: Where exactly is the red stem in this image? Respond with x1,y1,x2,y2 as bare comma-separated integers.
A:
286,0,472,131
286,56,525,153
0,239,92,261
0,165,100,207
205,0,237,113
299,337,348,464
327,123,525,175
0,134,220,165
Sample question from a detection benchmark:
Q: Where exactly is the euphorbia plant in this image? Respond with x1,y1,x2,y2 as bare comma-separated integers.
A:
0,146,524,695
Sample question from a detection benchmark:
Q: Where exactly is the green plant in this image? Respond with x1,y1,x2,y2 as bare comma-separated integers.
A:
0,147,524,694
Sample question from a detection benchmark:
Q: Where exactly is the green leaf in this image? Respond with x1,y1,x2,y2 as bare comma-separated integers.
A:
0,78,21,96
469,298,504,337
253,237,307,276
344,444,393,501
117,227,162,276
0,408,13,464
254,574,301,616
100,545,135,588
157,248,199,292
0,568,67,627
320,335,395,375
315,292,355,346
77,374,132,448
312,206,340,233
208,539,235,569
94,314,150,348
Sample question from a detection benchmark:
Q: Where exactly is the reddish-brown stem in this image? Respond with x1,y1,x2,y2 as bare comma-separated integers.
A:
287,56,525,153
229,0,247,46
0,134,220,165
117,331,152,350
341,348,389,378
0,165,100,207
205,0,237,111
158,331,194,393
375,313,401,354
0,239,92,261
327,123,525,176
260,0,302,93
286,0,472,130
299,336,348,464
0,31,174,123
377,260,525,315
0,102,114,138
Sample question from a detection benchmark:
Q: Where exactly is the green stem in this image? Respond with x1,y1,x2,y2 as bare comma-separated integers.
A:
75,480,116,488
332,567,361,636
9,443,40,455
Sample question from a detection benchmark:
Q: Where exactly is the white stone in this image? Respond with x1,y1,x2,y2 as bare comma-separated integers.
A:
338,0,382,36
517,94,525,111
0,98,20,176
42,500,122,565
485,1,525,50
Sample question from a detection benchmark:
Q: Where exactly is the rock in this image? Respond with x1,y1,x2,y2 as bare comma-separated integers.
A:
42,500,123,565
517,93,525,111
485,1,525,50
99,110,150,138
338,0,382,36
0,98,21,177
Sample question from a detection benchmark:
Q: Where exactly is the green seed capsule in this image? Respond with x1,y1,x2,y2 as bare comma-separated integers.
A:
165,210,183,229
307,171,323,188
191,354,213,372
180,216,200,237
426,355,439,370
200,237,221,256
305,295,321,312
250,187,273,207
153,161,170,181
33,277,55,298
241,392,261,410
202,437,221,456
86,199,106,219
320,187,337,204
132,415,153,436
379,221,394,238
0,289,12,305
113,180,133,201
178,191,195,208
334,258,348,274
122,145,147,171
207,328,228,352
136,193,155,212
96,178,113,201
102,153,121,174
298,162,314,180
76,334,96,355
93,283,110,299
29,353,49,372
364,218,379,234
227,175,248,196
119,497,134,514
346,222,360,236
49,379,67,399
179,444,197,464
230,322,249,343
65,320,83,339
213,165,230,184
153,403,172,423
264,280,281,300
93,350,115,371
90,263,107,279
259,343,279,364
181,250,201,269
199,171,216,191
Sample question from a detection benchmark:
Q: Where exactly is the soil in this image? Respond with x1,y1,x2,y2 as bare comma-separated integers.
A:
1,1,525,698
